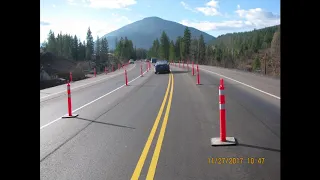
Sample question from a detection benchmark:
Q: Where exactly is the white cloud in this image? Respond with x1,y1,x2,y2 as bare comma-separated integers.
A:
67,0,137,9
180,7,280,32
52,4,56,8
237,4,240,9
235,7,280,28
180,20,244,31
206,0,218,7
40,15,131,42
196,7,220,16
195,0,221,16
180,1,197,12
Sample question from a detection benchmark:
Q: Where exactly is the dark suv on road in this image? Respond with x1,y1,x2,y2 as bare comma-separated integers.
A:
154,60,170,74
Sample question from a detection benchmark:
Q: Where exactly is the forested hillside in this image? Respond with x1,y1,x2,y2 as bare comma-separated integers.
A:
147,25,280,77
41,27,147,74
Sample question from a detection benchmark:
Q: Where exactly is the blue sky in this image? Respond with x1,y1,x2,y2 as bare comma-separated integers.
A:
40,0,280,43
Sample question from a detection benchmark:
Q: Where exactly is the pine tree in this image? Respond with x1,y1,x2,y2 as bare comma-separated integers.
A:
159,31,170,59
86,27,94,60
182,27,191,60
169,40,175,61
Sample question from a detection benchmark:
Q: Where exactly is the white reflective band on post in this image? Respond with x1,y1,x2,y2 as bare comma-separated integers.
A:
219,104,225,110
219,90,225,95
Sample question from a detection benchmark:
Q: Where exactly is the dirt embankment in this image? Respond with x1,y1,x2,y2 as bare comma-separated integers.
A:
40,52,88,89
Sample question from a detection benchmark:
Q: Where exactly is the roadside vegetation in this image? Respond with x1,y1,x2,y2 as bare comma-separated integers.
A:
148,25,280,77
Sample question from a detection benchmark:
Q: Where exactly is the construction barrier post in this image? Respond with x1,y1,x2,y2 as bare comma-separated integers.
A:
125,69,128,86
211,78,236,146
196,64,200,85
112,65,114,72
140,64,143,77
94,68,96,77
62,82,78,118
69,72,72,82
179,61,180,68
183,61,184,68
146,63,149,72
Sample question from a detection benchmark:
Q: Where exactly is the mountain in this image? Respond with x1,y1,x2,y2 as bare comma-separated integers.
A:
102,17,216,50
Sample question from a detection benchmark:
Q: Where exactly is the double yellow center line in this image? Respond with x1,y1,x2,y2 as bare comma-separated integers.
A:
131,73,174,180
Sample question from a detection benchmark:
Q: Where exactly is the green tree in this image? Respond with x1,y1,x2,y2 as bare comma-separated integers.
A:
169,40,175,61
159,31,170,59
86,27,94,60
46,30,57,54
175,36,182,60
190,38,199,62
100,37,109,67
72,35,78,60
181,27,191,60
198,34,206,64
95,36,101,56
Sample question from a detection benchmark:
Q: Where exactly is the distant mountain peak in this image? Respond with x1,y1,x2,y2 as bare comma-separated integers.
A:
102,17,215,49
142,16,162,20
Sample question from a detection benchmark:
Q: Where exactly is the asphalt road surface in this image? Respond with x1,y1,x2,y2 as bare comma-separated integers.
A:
40,61,280,180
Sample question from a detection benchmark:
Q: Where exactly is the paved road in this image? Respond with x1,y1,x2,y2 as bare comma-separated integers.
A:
40,61,280,180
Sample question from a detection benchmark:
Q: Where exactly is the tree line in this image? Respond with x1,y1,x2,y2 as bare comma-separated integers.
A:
147,27,198,61
42,27,148,64
113,37,147,61
41,27,149,73
147,25,280,76
42,27,97,61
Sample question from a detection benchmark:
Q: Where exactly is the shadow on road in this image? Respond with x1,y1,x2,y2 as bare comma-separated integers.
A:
238,143,280,152
75,117,135,130
170,70,189,74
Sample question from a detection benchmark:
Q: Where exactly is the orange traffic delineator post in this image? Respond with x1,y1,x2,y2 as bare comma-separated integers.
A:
211,78,236,146
196,64,201,85
62,82,79,118
146,63,149,72
140,64,143,77
69,72,72,82
125,69,128,86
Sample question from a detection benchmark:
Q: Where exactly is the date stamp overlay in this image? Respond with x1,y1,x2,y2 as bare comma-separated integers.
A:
208,157,265,164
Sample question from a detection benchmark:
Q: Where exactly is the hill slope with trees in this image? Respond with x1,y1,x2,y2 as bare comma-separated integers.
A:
147,25,280,77
102,17,215,50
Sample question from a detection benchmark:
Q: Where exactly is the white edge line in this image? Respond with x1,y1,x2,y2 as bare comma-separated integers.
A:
40,64,137,99
40,70,148,130
199,67,280,100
